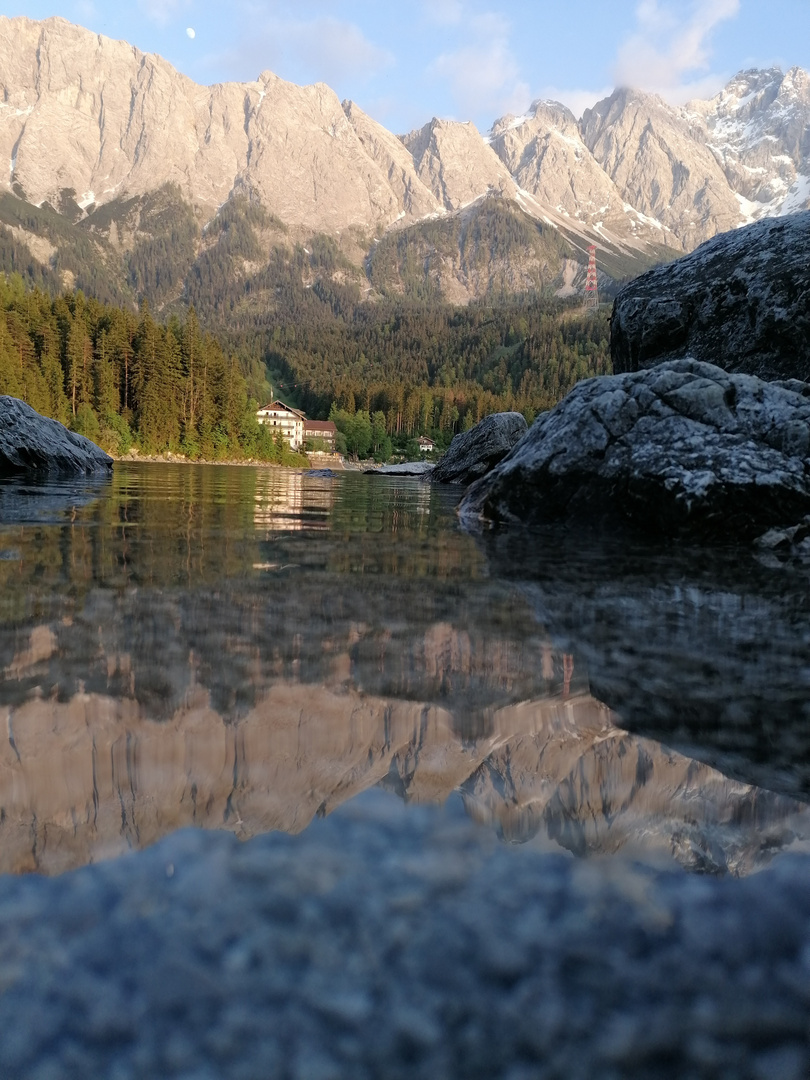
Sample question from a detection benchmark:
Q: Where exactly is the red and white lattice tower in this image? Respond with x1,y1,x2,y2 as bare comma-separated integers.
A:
584,244,599,310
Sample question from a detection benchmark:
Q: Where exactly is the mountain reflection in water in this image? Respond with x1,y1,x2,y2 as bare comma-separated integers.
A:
0,463,808,877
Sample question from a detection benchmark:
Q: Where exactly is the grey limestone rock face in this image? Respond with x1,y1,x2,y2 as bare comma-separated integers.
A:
4,15,810,266
431,412,528,486
0,16,441,236
581,88,744,251
401,117,517,213
458,358,810,541
690,66,810,215
611,211,810,382
0,396,113,476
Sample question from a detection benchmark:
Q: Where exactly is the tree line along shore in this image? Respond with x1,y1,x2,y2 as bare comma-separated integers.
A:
0,270,611,464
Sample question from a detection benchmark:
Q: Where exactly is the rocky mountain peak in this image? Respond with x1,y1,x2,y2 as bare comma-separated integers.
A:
578,84,743,250
782,64,810,102
1,14,810,306
690,65,810,220
400,117,516,212
485,94,668,247
489,99,578,143
696,66,784,121
342,100,443,221
580,85,671,133
0,15,448,235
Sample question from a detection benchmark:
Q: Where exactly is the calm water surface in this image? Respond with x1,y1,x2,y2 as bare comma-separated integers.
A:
0,462,808,876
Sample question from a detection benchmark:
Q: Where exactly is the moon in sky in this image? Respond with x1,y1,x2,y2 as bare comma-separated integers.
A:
186,27,196,39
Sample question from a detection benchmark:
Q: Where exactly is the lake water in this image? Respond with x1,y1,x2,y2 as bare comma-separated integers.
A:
0,461,809,878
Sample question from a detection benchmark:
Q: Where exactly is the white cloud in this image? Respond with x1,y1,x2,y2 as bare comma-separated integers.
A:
424,0,464,27
222,14,393,88
429,11,530,123
614,0,741,101
537,87,614,121
489,0,740,125
138,0,187,27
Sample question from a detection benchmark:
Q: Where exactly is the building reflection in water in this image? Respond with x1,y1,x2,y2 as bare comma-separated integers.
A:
254,471,335,532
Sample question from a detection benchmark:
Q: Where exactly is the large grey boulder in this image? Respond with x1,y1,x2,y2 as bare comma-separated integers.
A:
611,211,810,382
431,412,528,485
0,396,113,476
458,358,810,541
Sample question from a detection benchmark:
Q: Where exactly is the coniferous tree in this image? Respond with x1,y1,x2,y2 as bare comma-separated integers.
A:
92,328,119,419
0,313,22,397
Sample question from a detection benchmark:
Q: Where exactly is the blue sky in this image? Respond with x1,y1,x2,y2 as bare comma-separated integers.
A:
5,1,810,134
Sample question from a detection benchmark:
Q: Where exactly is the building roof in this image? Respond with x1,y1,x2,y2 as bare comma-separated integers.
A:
258,400,305,419
304,420,337,433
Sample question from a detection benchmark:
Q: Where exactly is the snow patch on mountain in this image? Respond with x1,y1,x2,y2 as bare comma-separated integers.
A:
691,66,810,221
783,174,810,214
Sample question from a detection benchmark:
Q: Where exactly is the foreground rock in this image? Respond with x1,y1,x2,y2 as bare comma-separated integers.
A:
610,211,810,382
0,798,808,1079
459,358,810,540
0,396,113,476
431,412,528,485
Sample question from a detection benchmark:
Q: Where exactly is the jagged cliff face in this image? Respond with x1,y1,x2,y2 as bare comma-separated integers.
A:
579,89,744,252
1,17,249,216
488,100,680,251
341,101,443,222
486,70,810,253
1,15,809,303
401,117,517,212
0,16,439,235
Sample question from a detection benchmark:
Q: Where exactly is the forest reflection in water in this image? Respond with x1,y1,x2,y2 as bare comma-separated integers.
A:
0,462,808,878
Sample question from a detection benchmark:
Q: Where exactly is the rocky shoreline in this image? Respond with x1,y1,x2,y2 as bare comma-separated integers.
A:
420,214,810,549
113,449,342,469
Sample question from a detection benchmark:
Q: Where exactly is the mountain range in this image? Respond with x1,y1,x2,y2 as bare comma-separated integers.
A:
1,15,809,310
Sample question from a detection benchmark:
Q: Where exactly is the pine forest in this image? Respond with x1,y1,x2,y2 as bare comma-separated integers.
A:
0,258,612,462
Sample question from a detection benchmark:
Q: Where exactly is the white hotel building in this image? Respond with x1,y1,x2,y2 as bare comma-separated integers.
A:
256,400,306,450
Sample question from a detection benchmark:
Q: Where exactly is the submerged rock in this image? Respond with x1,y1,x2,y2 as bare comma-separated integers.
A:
364,461,435,476
0,396,113,476
431,411,528,485
459,358,810,541
610,211,810,382
756,515,810,562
